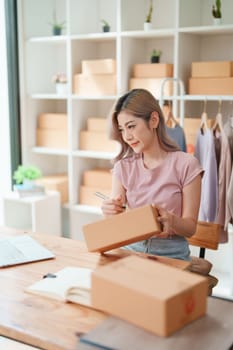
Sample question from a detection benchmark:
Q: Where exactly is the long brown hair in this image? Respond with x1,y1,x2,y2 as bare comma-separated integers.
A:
111,89,180,162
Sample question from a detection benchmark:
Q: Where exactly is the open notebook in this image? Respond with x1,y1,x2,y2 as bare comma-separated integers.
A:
0,235,55,267
26,266,92,307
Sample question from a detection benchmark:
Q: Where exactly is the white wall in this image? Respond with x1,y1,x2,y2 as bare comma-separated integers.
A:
0,0,13,224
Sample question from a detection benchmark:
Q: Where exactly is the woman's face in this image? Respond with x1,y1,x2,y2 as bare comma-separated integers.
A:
117,111,158,153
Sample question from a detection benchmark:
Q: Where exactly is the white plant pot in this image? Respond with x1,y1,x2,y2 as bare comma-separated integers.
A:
213,18,222,25
144,22,152,31
56,83,68,95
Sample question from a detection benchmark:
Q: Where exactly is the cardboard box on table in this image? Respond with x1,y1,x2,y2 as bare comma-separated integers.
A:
91,255,208,337
133,63,173,78
83,205,161,252
189,77,233,95
81,59,116,75
191,61,233,78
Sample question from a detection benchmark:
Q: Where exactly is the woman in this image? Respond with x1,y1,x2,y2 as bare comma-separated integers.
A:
101,89,203,260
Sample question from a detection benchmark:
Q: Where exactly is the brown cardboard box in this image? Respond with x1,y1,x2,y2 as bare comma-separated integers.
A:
87,118,108,132
82,59,116,75
133,63,173,78
83,205,161,252
91,255,208,337
83,168,112,188
79,186,111,207
36,175,68,204
38,113,67,129
79,131,119,153
191,61,233,78
74,74,116,96
36,129,68,148
189,77,233,95
129,78,173,97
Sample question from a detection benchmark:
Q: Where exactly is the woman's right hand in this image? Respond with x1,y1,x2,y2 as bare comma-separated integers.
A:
101,196,126,216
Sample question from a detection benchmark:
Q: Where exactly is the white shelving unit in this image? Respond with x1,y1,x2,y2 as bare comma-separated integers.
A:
17,0,233,298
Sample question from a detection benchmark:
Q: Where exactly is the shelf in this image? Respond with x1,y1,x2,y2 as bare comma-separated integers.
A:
120,29,175,39
32,147,69,156
27,36,67,43
162,95,233,101
179,24,233,35
70,32,117,41
71,95,117,101
72,204,102,215
30,94,68,100
72,150,117,160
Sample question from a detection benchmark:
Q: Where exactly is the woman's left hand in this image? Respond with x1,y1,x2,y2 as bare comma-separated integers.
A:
153,205,175,238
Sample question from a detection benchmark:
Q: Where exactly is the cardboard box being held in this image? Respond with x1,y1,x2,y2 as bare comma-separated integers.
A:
83,205,161,252
91,255,208,337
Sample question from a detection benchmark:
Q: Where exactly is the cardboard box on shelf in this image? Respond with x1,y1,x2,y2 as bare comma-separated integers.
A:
133,63,173,78
81,59,116,75
79,131,119,153
36,129,68,148
129,78,173,98
83,168,112,189
37,113,67,129
83,205,161,252
189,77,233,95
73,74,116,96
91,255,208,337
79,186,111,207
191,61,233,78
87,118,108,132
36,175,68,204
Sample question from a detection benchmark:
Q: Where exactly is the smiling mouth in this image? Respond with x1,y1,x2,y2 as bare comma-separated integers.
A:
130,142,139,147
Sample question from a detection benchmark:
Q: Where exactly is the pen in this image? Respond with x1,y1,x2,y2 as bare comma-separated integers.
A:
94,191,126,209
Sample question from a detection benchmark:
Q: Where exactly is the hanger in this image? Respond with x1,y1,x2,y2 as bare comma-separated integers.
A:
164,101,179,128
212,99,223,133
200,99,209,134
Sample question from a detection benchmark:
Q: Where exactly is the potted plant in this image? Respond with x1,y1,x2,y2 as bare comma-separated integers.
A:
13,165,42,186
52,72,68,94
144,0,153,30
101,19,110,32
151,49,162,63
212,0,222,25
49,10,66,35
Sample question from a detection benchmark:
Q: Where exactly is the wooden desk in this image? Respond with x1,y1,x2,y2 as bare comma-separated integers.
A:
1,228,231,350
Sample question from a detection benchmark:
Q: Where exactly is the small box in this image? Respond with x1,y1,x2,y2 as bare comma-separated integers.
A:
189,77,233,95
87,118,108,132
91,255,208,337
83,168,112,189
129,78,173,98
82,59,116,75
79,131,119,153
38,113,67,129
74,74,116,96
191,61,233,78
133,63,173,78
79,186,111,207
83,205,161,252
36,129,68,148
36,175,68,204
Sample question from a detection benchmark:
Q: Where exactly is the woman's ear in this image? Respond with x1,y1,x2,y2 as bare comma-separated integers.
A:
150,111,159,129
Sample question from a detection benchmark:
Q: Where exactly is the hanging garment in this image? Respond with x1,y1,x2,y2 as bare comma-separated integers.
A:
165,124,187,152
194,128,218,223
227,166,233,224
223,115,233,162
213,128,232,242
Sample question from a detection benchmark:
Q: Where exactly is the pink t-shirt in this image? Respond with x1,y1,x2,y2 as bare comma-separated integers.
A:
113,151,203,217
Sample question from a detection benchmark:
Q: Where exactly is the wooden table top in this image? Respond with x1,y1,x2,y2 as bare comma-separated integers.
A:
0,227,190,350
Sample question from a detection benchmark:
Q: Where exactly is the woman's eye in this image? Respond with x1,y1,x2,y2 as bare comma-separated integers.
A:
128,124,135,129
